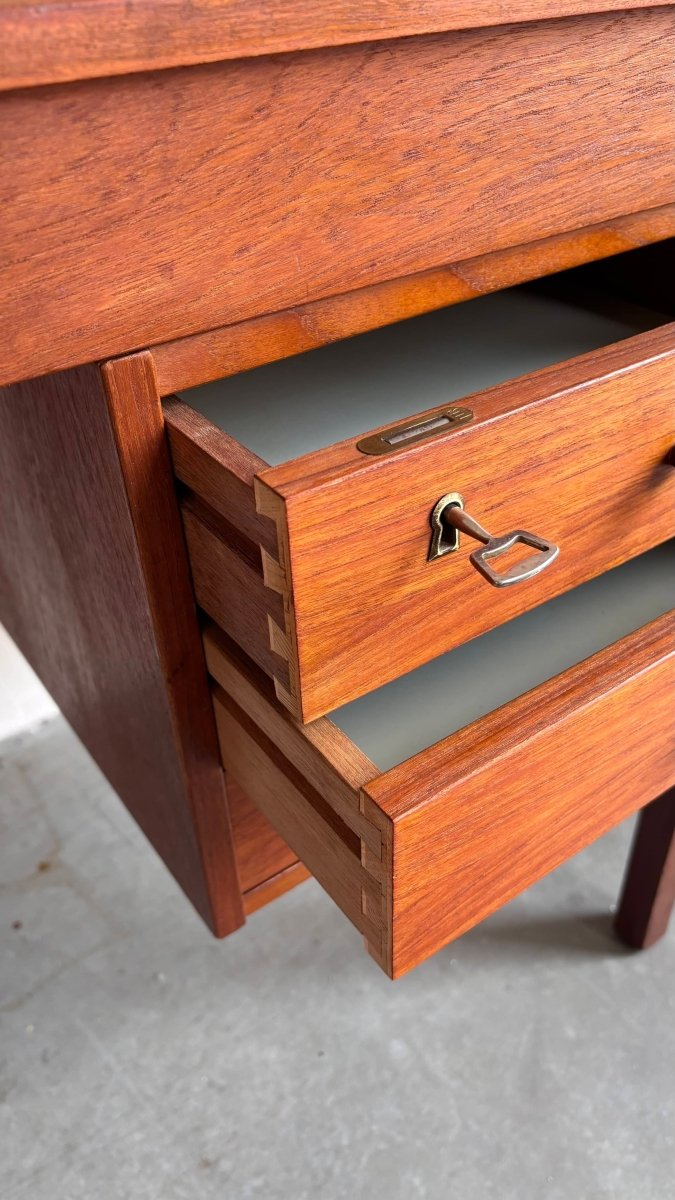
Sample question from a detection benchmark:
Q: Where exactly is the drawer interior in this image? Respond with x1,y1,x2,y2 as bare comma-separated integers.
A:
179,275,670,465
331,541,675,770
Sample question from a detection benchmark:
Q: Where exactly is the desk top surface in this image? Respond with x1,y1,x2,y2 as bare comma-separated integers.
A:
0,0,669,92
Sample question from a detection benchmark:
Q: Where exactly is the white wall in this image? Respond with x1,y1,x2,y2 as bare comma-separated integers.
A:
0,626,58,740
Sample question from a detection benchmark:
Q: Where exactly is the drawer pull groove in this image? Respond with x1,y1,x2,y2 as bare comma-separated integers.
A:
357,406,473,455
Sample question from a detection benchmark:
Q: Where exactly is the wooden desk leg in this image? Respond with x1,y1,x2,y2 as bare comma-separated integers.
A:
0,354,244,936
615,788,675,949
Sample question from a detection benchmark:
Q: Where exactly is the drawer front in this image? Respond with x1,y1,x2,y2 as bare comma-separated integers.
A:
3,8,675,385
254,327,674,719
206,611,675,979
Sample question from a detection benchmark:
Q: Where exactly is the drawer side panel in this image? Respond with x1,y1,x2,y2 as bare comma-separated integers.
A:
213,687,389,967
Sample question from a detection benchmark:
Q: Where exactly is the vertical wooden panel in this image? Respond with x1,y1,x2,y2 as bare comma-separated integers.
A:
0,358,244,935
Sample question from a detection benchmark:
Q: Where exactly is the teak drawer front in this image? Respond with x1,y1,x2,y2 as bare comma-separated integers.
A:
167,325,675,722
206,611,675,979
3,7,675,384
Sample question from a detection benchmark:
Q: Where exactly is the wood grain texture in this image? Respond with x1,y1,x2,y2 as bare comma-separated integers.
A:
365,613,675,977
153,205,675,394
614,788,675,949
2,0,670,91
3,8,674,385
256,325,675,719
0,358,244,935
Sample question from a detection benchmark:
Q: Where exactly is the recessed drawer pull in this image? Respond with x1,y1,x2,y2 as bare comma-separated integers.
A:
429,492,559,587
356,407,474,455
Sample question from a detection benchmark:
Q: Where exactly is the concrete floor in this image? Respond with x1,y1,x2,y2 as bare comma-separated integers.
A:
1,717,673,1200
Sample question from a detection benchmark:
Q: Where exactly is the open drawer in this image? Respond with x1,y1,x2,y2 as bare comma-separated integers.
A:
165,264,675,722
207,544,675,978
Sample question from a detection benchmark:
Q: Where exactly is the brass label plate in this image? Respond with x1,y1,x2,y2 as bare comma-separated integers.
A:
356,406,474,456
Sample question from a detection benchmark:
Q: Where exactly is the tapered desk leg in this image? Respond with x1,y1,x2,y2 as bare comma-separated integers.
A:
615,787,675,949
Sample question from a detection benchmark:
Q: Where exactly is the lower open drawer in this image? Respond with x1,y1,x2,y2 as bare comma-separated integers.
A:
208,545,675,978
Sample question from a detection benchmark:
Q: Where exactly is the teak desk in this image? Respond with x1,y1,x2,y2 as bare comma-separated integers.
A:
1,1,674,976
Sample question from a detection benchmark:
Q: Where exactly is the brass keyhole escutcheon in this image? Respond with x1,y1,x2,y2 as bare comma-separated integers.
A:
428,492,464,561
428,492,560,585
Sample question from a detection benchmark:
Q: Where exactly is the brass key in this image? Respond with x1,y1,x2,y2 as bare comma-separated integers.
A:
429,492,559,588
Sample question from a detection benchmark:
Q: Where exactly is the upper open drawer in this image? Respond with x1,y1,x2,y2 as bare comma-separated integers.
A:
165,266,675,722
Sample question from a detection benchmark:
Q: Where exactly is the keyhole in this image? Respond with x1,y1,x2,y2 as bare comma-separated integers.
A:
428,492,464,561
